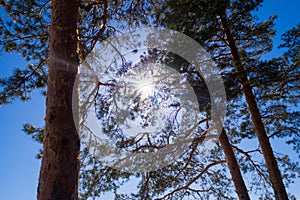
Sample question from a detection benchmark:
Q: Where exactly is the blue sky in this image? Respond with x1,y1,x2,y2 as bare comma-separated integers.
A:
0,0,299,199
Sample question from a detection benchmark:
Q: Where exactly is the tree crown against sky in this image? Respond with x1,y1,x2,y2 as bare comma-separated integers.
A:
0,0,299,199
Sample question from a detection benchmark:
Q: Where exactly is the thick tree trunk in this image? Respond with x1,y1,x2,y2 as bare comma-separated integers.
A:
37,0,80,200
219,12,288,200
219,130,250,200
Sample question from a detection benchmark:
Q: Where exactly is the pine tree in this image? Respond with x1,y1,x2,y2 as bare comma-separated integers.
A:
0,0,158,199
218,9,288,200
36,0,80,199
155,0,292,199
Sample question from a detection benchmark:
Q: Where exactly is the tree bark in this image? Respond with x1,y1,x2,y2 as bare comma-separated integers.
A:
219,130,250,200
219,12,288,200
37,0,80,199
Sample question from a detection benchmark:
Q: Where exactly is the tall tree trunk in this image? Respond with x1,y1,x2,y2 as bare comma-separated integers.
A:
219,130,250,200
37,0,80,199
219,12,288,200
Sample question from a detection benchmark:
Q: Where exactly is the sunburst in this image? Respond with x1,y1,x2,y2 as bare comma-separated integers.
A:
136,79,155,100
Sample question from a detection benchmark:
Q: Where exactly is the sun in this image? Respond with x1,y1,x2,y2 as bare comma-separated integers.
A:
136,80,155,100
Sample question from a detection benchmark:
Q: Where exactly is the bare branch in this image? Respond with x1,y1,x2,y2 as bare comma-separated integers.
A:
157,160,226,200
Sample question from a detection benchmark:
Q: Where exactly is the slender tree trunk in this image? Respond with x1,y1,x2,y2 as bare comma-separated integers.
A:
219,130,250,200
37,0,80,199
219,12,288,200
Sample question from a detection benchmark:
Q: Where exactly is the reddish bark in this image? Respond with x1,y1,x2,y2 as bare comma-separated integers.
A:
37,0,80,199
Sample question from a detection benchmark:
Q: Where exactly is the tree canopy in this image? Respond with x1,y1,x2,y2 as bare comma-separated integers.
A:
0,0,299,199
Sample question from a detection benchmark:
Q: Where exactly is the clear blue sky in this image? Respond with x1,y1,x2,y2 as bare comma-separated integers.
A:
0,0,299,199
